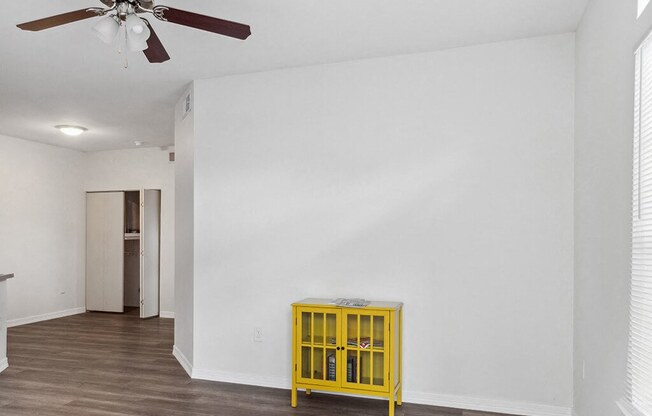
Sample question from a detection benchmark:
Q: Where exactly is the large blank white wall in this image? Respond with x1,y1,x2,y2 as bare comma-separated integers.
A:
573,1,652,415
83,148,176,316
188,34,575,412
0,135,85,322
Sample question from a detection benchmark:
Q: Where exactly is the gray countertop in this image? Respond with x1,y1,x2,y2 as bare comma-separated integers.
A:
0,274,14,282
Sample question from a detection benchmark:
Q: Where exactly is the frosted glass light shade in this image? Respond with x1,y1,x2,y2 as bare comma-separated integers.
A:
93,15,120,44
126,15,150,42
126,31,149,52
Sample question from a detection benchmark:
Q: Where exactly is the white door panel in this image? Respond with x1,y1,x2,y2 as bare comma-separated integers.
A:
141,190,161,318
86,192,124,313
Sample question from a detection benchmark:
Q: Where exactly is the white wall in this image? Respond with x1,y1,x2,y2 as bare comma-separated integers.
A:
187,34,575,413
0,135,86,324
573,1,652,415
173,85,195,371
83,147,176,316
0,137,177,326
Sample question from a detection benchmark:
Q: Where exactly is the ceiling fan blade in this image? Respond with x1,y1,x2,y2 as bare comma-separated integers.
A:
153,6,251,40
143,20,170,63
17,8,102,31
138,0,155,10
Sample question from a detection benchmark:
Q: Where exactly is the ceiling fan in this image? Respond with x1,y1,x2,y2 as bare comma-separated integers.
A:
16,0,251,64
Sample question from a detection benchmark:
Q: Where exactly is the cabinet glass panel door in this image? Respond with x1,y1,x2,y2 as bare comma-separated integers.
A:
297,308,340,386
341,310,390,392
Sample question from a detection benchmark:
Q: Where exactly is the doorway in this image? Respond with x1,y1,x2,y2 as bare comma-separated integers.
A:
86,189,161,318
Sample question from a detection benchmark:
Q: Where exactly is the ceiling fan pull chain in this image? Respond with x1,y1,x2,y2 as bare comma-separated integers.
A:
117,23,124,55
123,28,129,69
114,23,128,68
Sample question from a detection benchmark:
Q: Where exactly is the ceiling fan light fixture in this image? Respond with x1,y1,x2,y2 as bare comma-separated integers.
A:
92,15,120,44
55,125,87,136
16,3,251,65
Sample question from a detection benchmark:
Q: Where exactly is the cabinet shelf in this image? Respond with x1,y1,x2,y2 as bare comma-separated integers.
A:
302,336,337,346
346,347,385,352
291,299,403,416
301,342,338,347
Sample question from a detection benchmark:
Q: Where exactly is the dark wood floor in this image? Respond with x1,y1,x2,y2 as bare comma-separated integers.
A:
0,310,506,416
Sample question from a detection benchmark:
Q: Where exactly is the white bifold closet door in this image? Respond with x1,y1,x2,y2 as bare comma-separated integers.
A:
140,190,161,318
86,192,124,313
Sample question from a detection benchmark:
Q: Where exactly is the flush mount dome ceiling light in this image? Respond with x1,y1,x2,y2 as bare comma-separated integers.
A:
16,0,252,65
56,125,88,136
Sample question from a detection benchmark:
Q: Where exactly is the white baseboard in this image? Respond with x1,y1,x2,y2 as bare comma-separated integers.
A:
403,391,571,416
172,345,193,377
190,369,570,416
160,311,175,319
0,358,8,374
193,368,290,390
7,307,86,328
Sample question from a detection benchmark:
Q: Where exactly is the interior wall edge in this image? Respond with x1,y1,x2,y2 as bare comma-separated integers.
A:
172,344,193,377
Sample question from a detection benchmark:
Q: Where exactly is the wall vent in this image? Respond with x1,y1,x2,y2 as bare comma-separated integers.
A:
169,152,175,162
183,92,192,119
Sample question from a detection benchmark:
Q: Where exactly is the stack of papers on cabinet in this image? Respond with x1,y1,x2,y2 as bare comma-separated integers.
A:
331,298,370,307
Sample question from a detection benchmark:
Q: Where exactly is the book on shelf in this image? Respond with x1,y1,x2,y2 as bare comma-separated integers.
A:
346,356,357,383
327,352,336,381
347,337,384,349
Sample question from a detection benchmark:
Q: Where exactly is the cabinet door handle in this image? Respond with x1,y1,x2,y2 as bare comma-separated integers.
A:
336,347,340,351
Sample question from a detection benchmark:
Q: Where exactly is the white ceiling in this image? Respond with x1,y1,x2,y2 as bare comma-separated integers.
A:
0,0,589,152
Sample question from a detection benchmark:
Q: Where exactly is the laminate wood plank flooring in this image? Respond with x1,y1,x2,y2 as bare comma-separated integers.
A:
0,310,509,416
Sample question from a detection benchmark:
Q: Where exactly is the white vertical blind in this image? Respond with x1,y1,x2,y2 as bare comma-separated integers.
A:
629,34,652,416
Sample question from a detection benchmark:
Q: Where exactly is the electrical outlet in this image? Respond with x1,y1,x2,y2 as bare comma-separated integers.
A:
254,327,263,342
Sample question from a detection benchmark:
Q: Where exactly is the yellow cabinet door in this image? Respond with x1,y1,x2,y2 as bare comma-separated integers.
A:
296,307,341,387
340,310,390,393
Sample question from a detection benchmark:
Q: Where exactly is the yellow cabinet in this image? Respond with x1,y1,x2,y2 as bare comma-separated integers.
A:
291,298,403,416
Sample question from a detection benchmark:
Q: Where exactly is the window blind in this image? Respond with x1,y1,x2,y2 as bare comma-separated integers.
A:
629,34,652,416
640,0,651,18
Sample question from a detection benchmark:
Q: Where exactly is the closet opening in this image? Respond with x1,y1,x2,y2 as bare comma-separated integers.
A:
86,190,161,318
